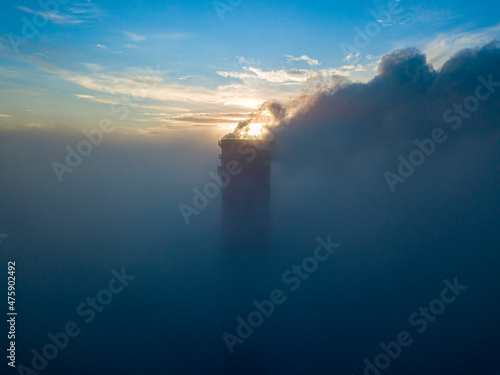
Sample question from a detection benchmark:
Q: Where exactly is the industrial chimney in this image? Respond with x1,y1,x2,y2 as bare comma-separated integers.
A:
218,138,274,254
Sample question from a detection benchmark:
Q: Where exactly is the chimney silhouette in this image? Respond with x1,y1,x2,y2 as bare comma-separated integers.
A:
218,138,274,254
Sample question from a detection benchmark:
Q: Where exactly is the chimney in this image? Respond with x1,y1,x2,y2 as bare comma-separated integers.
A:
218,138,274,254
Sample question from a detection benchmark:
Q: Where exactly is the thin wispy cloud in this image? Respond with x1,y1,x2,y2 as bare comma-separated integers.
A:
217,64,366,84
82,63,103,72
218,67,309,83
123,32,146,41
68,7,93,14
6,89,41,97
25,55,277,110
150,32,191,40
92,44,125,54
420,23,500,68
158,112,250,124
17,6,84,24
1,41,374,128
385,5,455,27
0,66,20,76
32,52,48,60
345,52,360,61
286,54,320,67
69,2,102,20
64,71,259,108
236,56,257,65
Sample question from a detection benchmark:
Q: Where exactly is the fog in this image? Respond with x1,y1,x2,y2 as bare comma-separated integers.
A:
1,42,499,375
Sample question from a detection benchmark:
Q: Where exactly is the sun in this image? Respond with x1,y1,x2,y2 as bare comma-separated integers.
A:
247,122,265,137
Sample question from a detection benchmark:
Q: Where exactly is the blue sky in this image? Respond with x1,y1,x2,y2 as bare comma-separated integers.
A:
0,0,499,131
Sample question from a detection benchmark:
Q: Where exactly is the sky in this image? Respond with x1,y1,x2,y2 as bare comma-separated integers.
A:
0,0,499,132
1,1,500,375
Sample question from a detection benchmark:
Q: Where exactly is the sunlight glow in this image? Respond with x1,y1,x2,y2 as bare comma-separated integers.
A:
247,122,265,137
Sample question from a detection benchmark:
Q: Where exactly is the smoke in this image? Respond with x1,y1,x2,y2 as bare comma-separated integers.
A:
262,42,500,375
272,41,500,172
228,41,499,155
222,99,288,139
223,73,352,140
265,41,500,235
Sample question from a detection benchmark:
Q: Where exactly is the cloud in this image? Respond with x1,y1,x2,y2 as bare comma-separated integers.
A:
218,67,311,83
151,32,191,40
0,114,13,118
123,32,146,42
92,44,124,54
32,53,48,61
82,63,103,72
420,23,500,68
29,58,280,112
0,66,22,79
17,6,84,24
5,44,374,129
236,56,257,64
157,112,250,126
217,65,367,84
64,71,214,103
345,52,360,61
390,5,455,27
233,42,500,182
286,54,320,67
